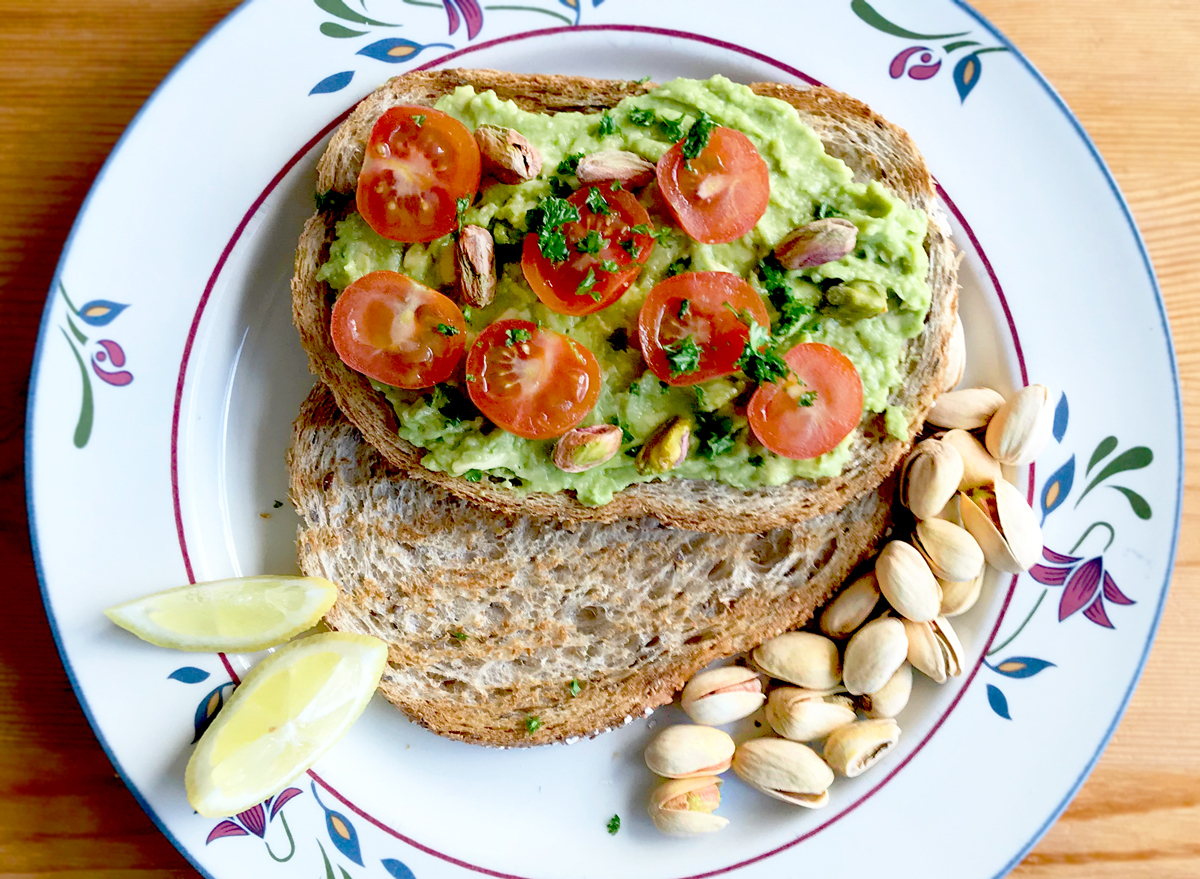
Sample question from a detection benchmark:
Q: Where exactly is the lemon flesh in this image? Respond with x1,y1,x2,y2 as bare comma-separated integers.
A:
104,576,338,652
186,632,387,817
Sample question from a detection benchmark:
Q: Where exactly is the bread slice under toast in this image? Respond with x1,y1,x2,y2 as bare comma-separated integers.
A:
292,69,958,534
289,381,893,746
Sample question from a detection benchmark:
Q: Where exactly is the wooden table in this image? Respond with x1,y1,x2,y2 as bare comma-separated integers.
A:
1,1,1196,875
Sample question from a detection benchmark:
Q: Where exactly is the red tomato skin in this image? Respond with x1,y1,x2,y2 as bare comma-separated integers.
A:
637,272,771,386
656,126,771,245
464,319,602,440
330,271,466,389
521,185,656,316
748,342,865,460
356,106,481,243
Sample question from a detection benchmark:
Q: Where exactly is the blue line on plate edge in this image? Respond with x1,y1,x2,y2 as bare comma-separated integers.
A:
23,2,1184,878
949,2,1183,877
23,0,261,876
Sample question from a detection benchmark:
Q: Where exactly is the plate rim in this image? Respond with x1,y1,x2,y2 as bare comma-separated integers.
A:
23,2,1183,877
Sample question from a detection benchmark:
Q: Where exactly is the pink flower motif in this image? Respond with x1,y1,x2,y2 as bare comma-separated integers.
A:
889,47,942,81
205,787,303,845
1029,548,1135,629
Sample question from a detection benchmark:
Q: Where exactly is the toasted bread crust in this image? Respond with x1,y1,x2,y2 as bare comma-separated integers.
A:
292,69,957,533
290,383,893,746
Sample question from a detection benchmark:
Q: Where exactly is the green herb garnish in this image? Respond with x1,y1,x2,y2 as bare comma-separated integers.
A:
665,256,691,278
665,335,703,377
557,152,585,175
597,112,617,136
450,630,467,641
748,455,765,467
585,187,612,216
577,229,606,254
464,469,483,482
462,306,474,323
505,327,533,347
435,323,459,337
577,267,599,300
681,111,717,163
695,410,737,459
599,258,621,273
814,202,846,219
413,114,426,127
526,196,581,263
678,299,691,319
549,176,574,198
621,238,642,259
607,814,621,835
525,715,543,734
568,680,582,697
456,196,471,230
797,389,818,407
659,114,686,142
629,106,656,127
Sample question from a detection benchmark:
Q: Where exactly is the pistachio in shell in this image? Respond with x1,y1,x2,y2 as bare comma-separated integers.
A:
875,540,942,623
752,631,841,690
648,776,728,836
576,149,656,188
823,718,901,777
774,218,857,269
903,616,964,683
959,480,1043,573
819,570,881,639
900,437,964,520
731,737,834,807
636,416,691,475
644,724,735,778
926,387,1005,430
765,687,856,742
855,663,913,718
985,383,1054,465
842,617,909,696
552,424,623,473
913,518,985,583
939,570,985,617
943,313,965,392
680,666,764,726
940,428,1003,490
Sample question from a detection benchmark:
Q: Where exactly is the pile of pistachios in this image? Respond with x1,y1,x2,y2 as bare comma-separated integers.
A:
645,337,1056,836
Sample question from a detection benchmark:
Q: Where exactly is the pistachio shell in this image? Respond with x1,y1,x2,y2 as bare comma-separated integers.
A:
926,387,1005,430
959,480,1043,573
552,424,622,473
913,518,985,583
842,617,909,696
752,632,841,690
855,663,913,718
731,737,834,807
680,667,765,726
644,725,735,778
576,149,656,188
985,384,1054,465
765,687,857,742
900,438,965,520
456,224,496,307
875,541,942,623
819,571,881,639
649,777,729,836
939,570,985,617
943,313,965,392
823,719,901,777
903,616,964,683
774,218,857,269
474,124,542,184
940,428,1003,490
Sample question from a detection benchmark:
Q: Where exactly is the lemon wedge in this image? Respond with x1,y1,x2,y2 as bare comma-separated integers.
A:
186,631,387,817
104,576,338,652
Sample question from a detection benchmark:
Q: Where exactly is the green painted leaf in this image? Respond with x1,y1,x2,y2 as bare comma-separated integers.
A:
314,0,396,26
1077,446,1152,504
320,21,368,37
943,39,980,52
1110,486,1152,520
850,0,970,40
1086,436,1118,475
60,329,93,448
66,314,88,345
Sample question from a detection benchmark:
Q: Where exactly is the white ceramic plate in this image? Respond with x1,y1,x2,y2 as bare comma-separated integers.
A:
26,1,1180,877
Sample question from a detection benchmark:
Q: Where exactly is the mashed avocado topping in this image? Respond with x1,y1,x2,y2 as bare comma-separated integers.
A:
317,76,930,506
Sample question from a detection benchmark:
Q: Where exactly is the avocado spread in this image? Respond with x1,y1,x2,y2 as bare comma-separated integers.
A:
317,76,930,506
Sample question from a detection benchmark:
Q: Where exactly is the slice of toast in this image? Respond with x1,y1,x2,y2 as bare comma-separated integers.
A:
292,69,958,533
289,382,893,746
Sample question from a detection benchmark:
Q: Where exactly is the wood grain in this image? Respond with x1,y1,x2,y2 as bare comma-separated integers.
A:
1,1,1197,876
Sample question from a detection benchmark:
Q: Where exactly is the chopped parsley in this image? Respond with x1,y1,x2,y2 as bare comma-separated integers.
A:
665,335,703,377
428,384,477,426
658,114,685,142
548,176,574,198
635,74,651,83
505,327,533,347
682,111,717,163
628,381,641,397
629,106,656,127
455,196,471,230
797,389,818,407
695,410,737,460
621,238,642,259
607,327,628,351
525,715,543,734
814,202,846,219
677,298,691,319
665,256,691,278
607,416,635,444
599,258,621,273
557,152,585,175
730,311,791,384
759,256,813,334
413,114,426,127
525,196,581,263
313,189,353,213
463,469,483,483
462,306,474,323
577,267,599,300
597,112,617,136
450,630,467,641
748,454,765,467
629,223,669,241
610,179,624,191
567,679,582,697
693,385,706,409
272,499,283,509
435,323,459,337
585,187,612,216
607,814,621,835
577,229,606,254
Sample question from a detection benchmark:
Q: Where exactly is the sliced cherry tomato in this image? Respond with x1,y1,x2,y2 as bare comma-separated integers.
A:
748,342,864,460
356,106,481,243
656,126,770,245
637,272,770,386
464,319,602,439
521,184,657,316
330,271,466,389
